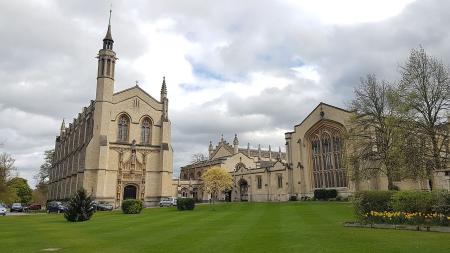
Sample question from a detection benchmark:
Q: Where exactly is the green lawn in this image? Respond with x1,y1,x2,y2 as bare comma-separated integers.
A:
1,202,449,253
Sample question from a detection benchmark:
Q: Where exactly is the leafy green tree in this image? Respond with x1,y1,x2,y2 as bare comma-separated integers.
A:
35,149,54,184
64,188,95,222
6,177,32,204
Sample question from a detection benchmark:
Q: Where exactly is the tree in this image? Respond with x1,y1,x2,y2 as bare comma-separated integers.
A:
31,183,48,205
6,177,32,204
191,153,208,163
32,149,54,204
35,149,54,184
348,74,402,190
201,166,232,205
0,152,15,185
64,188,95,222
397,46,450,189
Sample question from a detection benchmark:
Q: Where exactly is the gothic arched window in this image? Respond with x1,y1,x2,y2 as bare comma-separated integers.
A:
308,125,347,189
117,115,129,142
141,118,151,144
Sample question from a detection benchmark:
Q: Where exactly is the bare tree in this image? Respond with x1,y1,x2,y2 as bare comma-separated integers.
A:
397,46,450,189
191,153,208,163
0,152,16,185
348,74,402,190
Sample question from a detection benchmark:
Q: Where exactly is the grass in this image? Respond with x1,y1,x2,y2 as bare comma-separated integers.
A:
1,202,449,253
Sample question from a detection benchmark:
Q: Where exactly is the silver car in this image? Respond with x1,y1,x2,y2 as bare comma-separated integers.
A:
0,204,7,216
159,197,177,207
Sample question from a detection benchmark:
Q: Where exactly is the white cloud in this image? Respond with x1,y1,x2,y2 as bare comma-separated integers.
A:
2,0,446,186
283,0,416,25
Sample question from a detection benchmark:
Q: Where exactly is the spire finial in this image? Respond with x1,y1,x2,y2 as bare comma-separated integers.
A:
60,118,66,133
103,7,114,43
161,76,167,98
109,4,112,26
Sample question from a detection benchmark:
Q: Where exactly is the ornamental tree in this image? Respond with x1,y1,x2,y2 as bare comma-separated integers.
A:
201,166,232,205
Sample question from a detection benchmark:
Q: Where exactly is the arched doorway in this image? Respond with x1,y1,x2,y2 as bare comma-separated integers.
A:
123,185,137,200
239,179,248,201
225,190,232,202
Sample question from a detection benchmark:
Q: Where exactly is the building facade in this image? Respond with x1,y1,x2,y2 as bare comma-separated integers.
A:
285,102,450,197
173,135,290,202
175,103,450,202
48,19,173,207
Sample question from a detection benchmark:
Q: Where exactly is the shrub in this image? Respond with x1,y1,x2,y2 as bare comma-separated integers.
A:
391,191,436,213
314,189,338,200
121,199,143,214
433,190,450,216
64,189,95,222
353,191,395,218
177,198,195,211
289,195,298,201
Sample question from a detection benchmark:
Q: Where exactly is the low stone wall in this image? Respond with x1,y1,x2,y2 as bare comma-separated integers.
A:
344,222,450,233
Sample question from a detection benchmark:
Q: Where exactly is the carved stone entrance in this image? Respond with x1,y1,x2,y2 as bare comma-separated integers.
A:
123,185,137,200
239,179,248,201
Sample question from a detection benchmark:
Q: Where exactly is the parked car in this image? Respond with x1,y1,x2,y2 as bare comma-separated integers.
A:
93,201,113,211
159,197,177,207
25,204,42,211
47,201,66,213
0,204,7,216
10,203,24,212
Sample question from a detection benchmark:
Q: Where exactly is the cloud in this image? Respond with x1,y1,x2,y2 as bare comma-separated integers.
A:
3,0,450,187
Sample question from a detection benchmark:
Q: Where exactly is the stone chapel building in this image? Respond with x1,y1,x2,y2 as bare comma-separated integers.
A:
285,102,450,197
48,17,173,207
173,135,290,202
175,103,450,202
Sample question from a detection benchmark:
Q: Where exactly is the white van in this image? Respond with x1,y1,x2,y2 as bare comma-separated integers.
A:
159,197,177,207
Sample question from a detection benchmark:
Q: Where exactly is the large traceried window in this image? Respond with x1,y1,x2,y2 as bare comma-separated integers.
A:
117,115,129,142
141,118,151,144
309,126,347,189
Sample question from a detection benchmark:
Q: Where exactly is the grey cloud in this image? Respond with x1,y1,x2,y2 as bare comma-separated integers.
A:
3,0,450,185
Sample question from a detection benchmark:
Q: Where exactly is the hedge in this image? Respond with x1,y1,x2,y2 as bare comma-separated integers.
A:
177,198,195,211
314,189,338,200
353,190,450,226
353,191,395,217
121,199,143,214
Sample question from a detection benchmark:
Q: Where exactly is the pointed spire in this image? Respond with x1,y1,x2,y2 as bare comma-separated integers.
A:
278,146,282,159
233,134,239,146
220,134,224,143
269,145,272,161
102,8,114,50
104,8,113,41
247,143,250,156
161,76,167,99
60,119,66,133
209,140,213,150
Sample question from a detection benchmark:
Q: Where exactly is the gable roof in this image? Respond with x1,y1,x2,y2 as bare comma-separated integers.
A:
290,102,352,130
113,85,161,105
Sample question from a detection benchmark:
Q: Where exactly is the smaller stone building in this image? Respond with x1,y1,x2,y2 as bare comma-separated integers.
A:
173,135,290,202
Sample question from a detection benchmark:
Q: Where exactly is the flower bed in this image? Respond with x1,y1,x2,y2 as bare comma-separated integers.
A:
352,190,450,227
362,211,450,226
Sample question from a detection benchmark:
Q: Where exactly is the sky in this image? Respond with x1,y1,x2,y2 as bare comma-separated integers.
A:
1,0,450,187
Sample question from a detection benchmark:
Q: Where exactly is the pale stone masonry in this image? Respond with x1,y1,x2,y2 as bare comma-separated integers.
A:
175,103,450,201
174,135,291,202
48,18,173,207
49,17,450,206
